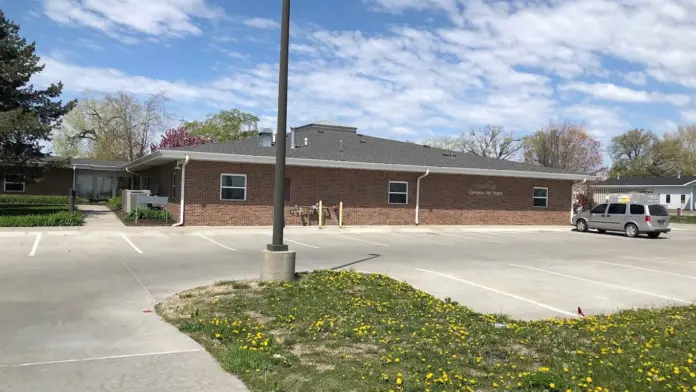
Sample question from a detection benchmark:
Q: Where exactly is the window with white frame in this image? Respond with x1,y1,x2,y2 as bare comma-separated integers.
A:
220,174,246,201
3,175,25,192
388,181,408,204
533,187,548,208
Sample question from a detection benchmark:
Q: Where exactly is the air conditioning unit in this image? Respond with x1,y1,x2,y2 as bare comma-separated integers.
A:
122,190,151,213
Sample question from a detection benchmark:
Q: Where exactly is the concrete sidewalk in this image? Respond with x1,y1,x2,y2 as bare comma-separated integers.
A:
77,205,125,229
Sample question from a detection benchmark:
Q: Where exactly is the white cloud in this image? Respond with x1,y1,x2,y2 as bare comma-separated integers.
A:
43,0,223,42
243,17,279,30
623,71,647,86
559,82,691,106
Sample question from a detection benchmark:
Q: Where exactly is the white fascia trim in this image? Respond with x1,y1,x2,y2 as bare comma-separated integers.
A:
128,150,594,181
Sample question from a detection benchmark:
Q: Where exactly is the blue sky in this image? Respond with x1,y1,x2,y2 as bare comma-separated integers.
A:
3,0,696,145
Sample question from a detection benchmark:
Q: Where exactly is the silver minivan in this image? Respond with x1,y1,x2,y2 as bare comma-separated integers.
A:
572,203,671,238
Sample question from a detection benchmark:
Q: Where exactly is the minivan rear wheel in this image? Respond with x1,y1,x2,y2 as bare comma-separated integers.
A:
647,232,660,238
576,219,588,232
625,223,639,238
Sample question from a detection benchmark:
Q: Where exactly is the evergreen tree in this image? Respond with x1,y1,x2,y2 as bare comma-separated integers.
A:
0,10,76,180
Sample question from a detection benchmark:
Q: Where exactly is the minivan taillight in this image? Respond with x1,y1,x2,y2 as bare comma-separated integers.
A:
645,215,651,223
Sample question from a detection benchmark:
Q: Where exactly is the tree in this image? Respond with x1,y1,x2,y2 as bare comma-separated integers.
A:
0,10,76,179
460,125,523,160
150,127,211,151
522,121,604,175
183,109,259,142
609,129,684,177
665,125,696,175
54,91,169,161
422,135,459,150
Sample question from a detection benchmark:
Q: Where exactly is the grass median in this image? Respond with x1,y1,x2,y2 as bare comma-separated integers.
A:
158,270,696,392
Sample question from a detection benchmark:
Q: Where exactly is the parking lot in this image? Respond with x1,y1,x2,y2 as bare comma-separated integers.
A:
1,226,696,391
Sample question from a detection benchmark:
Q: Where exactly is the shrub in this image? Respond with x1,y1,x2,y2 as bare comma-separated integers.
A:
106,195,122,210
0,195,88,205
573,193,593,213
0,211,84,227
0,206,66,216
125,207,172,221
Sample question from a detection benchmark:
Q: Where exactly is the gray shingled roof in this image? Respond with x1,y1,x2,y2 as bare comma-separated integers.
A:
166,127,588,175
595,176,696,187
41,157,127,170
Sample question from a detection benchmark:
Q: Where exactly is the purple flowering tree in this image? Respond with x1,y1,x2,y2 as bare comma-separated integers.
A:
150,127,212,152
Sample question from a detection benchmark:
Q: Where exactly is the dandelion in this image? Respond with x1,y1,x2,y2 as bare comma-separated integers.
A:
550,383,555,388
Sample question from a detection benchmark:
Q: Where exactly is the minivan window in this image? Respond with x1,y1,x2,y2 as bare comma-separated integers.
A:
607,204,627,214
649,205,669,216
629,204,645,215
591,204,607,214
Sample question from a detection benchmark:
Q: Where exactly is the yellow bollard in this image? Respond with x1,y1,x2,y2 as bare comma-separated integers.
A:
318,200,323,229
339,202,343,228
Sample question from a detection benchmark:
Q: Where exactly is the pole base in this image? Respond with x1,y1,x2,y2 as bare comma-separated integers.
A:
260,250,296,282
267,243,289,251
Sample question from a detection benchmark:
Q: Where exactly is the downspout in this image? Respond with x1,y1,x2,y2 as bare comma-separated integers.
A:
172,155,190,227
72,166,76,191
415,169,430,225
125,166,140,189
571,178,587,223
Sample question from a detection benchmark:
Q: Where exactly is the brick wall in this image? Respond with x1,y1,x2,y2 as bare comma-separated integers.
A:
0,168,73,196
169,161,573,226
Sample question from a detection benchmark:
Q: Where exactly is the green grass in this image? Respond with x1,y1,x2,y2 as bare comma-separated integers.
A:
0,207,84,227
0,195,88,205
671,215,696,224
125,207,172,222
158,271,696,392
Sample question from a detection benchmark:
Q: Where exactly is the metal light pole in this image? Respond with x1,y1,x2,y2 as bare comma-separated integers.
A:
261,0,295,281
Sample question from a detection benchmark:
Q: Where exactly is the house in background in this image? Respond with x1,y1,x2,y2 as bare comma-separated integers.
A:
1,158,130,200
124,122,594,226
591,175,696,211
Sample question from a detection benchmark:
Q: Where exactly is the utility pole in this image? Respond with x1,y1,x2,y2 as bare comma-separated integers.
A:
261,0,295,281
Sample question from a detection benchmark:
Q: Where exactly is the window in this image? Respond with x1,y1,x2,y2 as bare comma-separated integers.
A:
682,194,686,204
629,204,645,215
220,174,246,201
532,187,548,208
666,194,671,203
607,203,627,215
3,175,25,192
388,181,408,204
170,172,177,202
649,205,669,216
591,204,608,214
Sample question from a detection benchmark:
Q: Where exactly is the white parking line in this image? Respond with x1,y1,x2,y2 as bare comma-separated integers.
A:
325,232,389,247
587,260,696,280
29,233,41,257
479,232,565,244
196,233,237,251
510,264,689,303
415,268,577,317
120,233,143,254
285,238,320,249
439,232,506,244
0,349,202,368
387,232,452,245
119,258,155,304
621,255,696,266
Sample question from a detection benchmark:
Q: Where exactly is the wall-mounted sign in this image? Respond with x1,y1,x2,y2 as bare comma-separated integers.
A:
469,181,503,196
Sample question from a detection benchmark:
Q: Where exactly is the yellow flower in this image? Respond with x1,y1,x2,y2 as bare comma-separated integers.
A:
540,367,550,372
426,373,433,380
215,333,221,338
550,383,555,388
396,377,402,386
586,377,593,383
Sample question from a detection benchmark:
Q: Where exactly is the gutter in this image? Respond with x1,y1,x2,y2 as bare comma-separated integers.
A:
415,169,430,225
172,155,190,227
125,150,595,182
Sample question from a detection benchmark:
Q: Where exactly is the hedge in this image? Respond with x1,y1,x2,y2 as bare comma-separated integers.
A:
0,211,84,227
125,207,172,221
0,195,88,205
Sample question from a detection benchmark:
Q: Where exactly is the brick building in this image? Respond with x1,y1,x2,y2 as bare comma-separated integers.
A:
125,122,593,226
